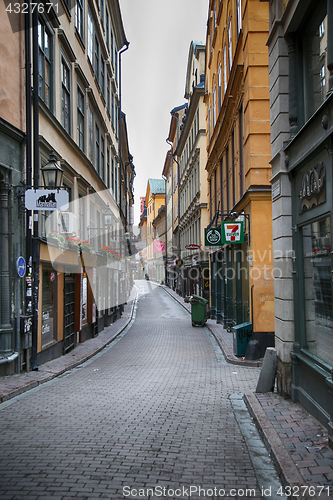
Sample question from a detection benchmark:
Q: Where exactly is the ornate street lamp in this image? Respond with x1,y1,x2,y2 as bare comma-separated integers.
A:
102,203,114,227
40,150,64,188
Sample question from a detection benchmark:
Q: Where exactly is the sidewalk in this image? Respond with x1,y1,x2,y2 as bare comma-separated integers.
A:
1,285,333,497
163,286,333,498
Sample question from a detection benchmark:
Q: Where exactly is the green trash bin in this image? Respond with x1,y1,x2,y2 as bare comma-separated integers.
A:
232,322,253,356
190,295,208,327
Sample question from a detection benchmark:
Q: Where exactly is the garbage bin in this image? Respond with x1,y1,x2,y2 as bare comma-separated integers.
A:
232,322,253,356
190,295,208,327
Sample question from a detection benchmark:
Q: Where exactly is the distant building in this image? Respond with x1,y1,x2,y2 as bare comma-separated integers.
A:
145,179,166,281
174,41,209,299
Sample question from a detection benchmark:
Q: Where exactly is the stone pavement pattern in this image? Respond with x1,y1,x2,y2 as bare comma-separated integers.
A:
164,287,333,499
0,285,264,500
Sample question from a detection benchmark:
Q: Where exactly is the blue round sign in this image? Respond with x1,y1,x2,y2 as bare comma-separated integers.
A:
17,256,26,278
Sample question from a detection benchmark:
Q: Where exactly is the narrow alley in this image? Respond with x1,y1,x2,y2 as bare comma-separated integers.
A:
0,284,276,500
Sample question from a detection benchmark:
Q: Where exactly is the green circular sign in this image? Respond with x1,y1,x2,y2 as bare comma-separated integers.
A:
206,228,221,245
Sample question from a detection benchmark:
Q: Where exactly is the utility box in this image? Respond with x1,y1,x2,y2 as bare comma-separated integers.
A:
232,322,252,356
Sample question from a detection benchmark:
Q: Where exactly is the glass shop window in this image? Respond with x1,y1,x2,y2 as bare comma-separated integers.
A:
303,10,329,120
41,268,57,347
302,216,333,365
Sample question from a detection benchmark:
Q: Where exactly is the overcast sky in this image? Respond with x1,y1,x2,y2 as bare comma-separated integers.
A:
119,0,208,227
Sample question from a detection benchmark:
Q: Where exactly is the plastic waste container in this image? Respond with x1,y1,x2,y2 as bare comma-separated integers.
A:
190,295,208,327
232,322,253,356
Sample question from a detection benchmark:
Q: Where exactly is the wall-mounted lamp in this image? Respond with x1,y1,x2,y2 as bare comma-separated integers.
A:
40,150,64,188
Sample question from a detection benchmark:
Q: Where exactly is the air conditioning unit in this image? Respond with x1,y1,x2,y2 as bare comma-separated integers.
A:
58,212,77,234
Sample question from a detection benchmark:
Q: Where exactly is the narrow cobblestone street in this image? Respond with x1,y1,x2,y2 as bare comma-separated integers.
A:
0,284,268,500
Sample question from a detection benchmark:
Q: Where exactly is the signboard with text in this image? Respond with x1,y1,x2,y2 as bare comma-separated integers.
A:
25,189,69,211
205,227,222,247
221,221,244,244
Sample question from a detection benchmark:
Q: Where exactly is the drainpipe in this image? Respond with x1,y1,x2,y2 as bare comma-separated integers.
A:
31,7,40,370
118,41,130,232
162,175,167,286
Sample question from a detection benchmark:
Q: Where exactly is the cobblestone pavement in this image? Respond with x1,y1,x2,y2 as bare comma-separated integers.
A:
164,287,333,500
0,284,266,500
1,282,333,499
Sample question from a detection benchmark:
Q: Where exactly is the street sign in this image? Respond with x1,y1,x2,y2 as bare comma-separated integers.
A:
16,256,26,277
221,221,244,244
205,227,222,247
25,189,69,211
185,244,201,250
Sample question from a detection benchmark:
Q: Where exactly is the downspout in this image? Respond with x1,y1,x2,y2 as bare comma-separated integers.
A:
171,112,181,259
118,41,130,232
162,175,167,286
31,7,40,370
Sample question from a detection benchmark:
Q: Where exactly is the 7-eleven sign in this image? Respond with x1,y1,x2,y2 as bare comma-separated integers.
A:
222,221,244,244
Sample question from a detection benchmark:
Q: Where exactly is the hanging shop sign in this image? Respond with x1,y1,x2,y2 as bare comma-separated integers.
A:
25,189,69,211
205,227,222,247
185,244,201,250
221,221,244,244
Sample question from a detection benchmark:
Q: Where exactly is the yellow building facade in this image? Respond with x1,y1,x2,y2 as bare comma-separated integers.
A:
145,179,166,281
205,0,274,352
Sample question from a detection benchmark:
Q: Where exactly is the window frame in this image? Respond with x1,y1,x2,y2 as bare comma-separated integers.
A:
38,19,52,109
61,56,71,134
77,84,85,151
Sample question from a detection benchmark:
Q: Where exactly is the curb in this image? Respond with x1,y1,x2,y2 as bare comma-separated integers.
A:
244,393,312,498
0,297,137,404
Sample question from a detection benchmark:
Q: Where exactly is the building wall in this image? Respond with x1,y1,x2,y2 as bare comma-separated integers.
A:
205,0,273,339
268,0,333,443
30,0,129,365
0,9,26,372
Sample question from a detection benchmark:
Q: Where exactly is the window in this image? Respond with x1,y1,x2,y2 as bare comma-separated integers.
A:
61,58,71,134
88,105,94,162
100,56,105,98
227,15,232,76
101,135,105,181
107,74,111,115
232,129,235,206
111,156,115,193
302,217,333,365
111,28,114,67
95,35,99,80
115,49,118,83
114,163,118,202
75,0,84,40
236,0,242,37
100,0,104,29
213,84,217,127
106,7,110,50
239,104,244,197
111,91,115,127
41,267,57,347
218,63,222,113
88,9,94,63
38,21,52,107
77,86,84,151
226,146,230,212
95,124,100,174
223,46,227,93
303,11,328,120
107,147,110,188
